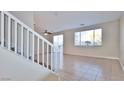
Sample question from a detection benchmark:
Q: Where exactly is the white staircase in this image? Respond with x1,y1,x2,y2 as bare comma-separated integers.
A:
0,11,61,80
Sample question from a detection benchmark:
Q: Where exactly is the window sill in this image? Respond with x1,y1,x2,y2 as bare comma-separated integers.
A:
74,45,102,47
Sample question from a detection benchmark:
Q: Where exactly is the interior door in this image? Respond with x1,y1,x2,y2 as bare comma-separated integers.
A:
53,34,63,52
53,34,63,70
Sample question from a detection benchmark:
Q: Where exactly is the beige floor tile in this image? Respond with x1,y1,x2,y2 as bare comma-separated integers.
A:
59,71,81,81
110,76,124,81
95,73,110,81
59,54,124,81
79,71,98,81
112,62,124,77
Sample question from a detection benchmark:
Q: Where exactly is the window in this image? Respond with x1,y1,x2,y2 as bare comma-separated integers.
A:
74,28,102,46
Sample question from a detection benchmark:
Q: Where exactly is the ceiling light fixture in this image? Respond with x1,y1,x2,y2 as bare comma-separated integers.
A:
80,24,85,26
44,30,48,35
44,30,52,35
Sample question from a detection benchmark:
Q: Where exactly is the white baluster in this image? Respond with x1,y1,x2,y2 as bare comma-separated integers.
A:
8,17,11,50
27,30,29,59
42,40,44,66
1,12,4,47
47,44,49,69
55,47,58,72
32,33,34,62
14,21,17,53
21,26,23,56
51,47,53,71
37,37,39,64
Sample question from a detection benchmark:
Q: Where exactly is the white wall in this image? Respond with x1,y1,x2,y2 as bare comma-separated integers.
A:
53,20,120,59
0,47,56,80
9,11,34,29
120,14,124,70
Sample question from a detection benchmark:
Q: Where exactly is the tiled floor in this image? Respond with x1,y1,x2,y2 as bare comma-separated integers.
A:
58,54,124,81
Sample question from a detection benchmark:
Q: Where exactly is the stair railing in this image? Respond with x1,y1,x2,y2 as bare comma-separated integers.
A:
0,11,61,72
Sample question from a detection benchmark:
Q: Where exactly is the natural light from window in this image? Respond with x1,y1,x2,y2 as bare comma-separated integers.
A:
74,28,102,46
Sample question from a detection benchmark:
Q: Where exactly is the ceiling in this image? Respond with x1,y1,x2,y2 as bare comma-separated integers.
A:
34,11,123,33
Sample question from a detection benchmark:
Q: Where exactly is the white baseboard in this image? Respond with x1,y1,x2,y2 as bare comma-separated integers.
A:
64,53,119,60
